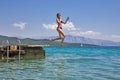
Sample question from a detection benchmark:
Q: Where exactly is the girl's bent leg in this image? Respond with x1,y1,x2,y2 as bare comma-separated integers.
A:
51,37,61,41
58,29,65,38
60,37,65,46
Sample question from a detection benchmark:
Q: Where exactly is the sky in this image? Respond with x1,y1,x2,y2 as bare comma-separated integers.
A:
0,0,120,42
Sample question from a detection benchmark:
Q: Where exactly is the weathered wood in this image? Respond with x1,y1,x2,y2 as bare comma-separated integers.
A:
0,45,45,61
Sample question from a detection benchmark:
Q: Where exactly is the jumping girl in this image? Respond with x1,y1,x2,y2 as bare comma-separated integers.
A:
51,13,69,46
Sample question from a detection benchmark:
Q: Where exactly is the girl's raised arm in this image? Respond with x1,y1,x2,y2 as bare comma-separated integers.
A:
61,17,69,24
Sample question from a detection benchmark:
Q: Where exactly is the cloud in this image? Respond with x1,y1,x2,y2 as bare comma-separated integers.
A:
62,21,77,31
42,21,78,31
70,30,101,36
42,23,57,30
13,22,27,30
111,35,120,38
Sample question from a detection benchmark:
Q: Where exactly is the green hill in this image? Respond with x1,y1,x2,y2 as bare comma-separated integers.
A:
0,35,97,46
0,35,49,45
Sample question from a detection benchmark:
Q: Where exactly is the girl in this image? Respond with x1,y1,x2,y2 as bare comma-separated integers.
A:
51,13,69,46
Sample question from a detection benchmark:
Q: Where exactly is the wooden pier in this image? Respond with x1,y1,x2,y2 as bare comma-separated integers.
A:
0,45,45,61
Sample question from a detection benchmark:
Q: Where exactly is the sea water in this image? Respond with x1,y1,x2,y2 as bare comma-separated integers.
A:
0,46,120,80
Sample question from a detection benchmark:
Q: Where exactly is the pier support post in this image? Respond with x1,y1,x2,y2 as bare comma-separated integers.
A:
7,40,9,63
18,40,21,63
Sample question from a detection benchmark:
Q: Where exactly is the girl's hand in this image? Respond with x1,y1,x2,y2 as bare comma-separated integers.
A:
67,17,70,20
65,17,70,24
66,17,69,21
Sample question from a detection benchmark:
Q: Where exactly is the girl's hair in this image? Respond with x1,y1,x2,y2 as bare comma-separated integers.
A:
56,13,60,18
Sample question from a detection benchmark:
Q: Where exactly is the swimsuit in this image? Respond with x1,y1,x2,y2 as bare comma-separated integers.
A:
57,26,62,31
57,19,62,30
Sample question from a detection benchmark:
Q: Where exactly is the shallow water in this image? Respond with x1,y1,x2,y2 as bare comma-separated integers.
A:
0,46,120,80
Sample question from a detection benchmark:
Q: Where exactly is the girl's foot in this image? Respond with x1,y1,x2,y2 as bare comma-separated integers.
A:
49,39,54,45
60,43,64,47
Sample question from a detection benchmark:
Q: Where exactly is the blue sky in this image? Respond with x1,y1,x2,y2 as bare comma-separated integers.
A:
0,0,120,42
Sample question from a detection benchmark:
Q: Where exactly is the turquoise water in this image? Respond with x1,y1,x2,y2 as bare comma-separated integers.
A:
0,46,120,80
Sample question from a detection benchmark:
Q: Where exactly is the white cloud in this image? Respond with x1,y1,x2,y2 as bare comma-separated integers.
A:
70,31,101,36
13,22,27,30
63,21,77,31
111,35,120,38
42,21,78,31
42,23,57,30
